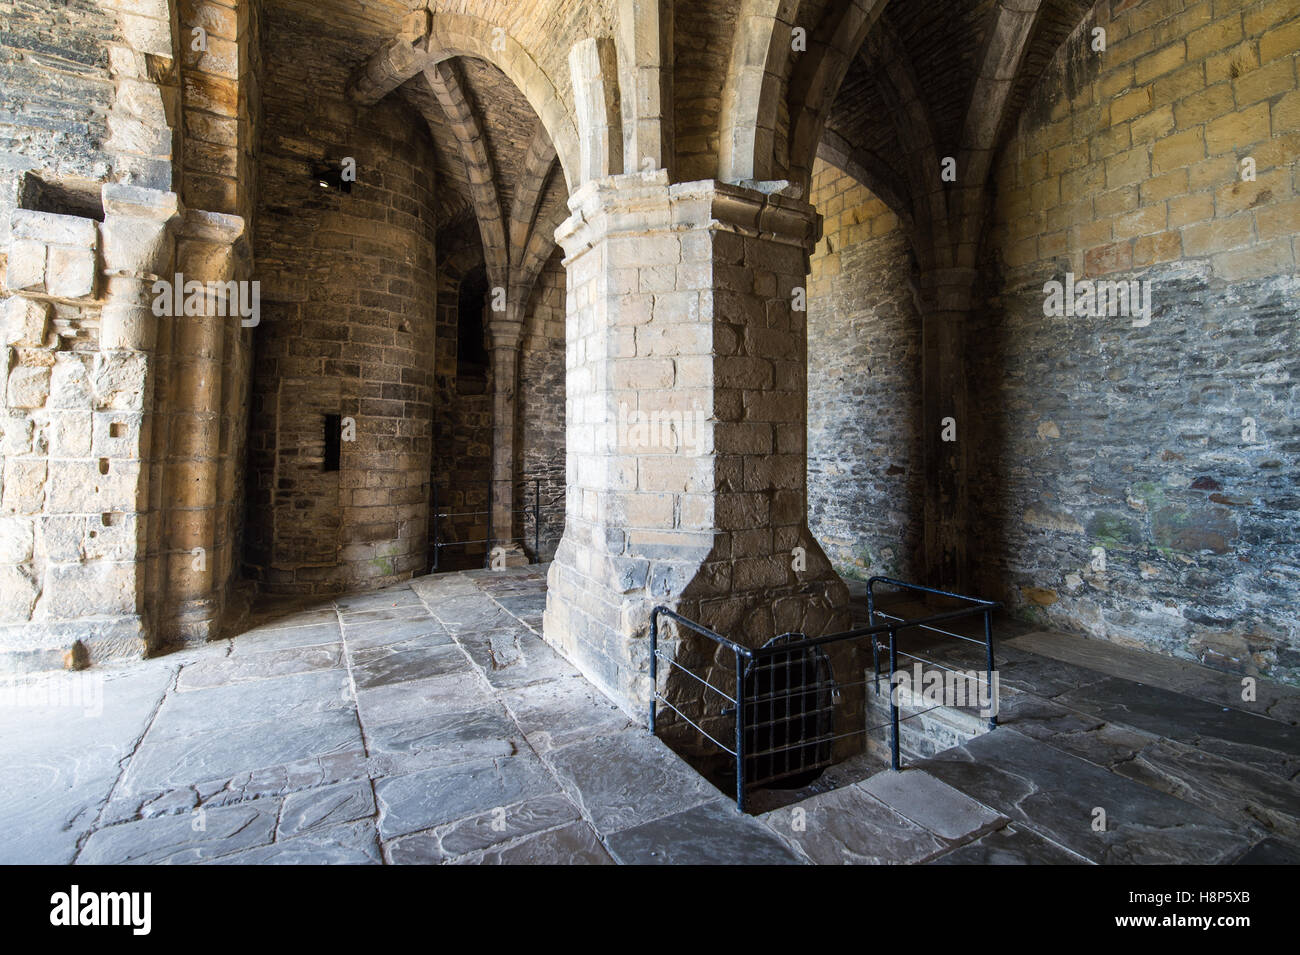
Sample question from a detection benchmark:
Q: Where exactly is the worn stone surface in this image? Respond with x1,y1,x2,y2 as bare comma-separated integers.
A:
860,769,1007,842
919,729,1256,864
78,802,278,865
449,820,615,865
607,799,803,865
542,729,721,836
3,568,1299,865
1007,629,1300,725
375,753,559,840
928,825,1088,865
277,780,376,839
760,783,949,865
209,820,384,866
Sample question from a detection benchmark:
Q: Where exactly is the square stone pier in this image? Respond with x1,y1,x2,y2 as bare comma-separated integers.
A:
543,171,850,722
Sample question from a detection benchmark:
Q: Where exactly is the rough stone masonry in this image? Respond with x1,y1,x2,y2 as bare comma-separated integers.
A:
0,0,1295,714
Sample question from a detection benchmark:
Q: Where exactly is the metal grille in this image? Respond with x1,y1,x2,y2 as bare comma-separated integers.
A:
649,576,1001,813
743,635,838,789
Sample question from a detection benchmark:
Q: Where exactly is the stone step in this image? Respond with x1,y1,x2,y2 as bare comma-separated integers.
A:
1005,628,1300,725
864,679,992,763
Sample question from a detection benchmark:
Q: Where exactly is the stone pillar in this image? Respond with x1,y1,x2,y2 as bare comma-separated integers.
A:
918,266,976,592
543,170,849,716
488,311,526,566
98,185,182,656
157,210,246,645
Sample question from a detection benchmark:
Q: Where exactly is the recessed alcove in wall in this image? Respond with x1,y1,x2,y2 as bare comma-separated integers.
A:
18,172,104,221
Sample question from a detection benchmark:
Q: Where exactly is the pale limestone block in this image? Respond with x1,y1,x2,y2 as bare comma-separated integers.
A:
6,364,50,409
4,297,50,347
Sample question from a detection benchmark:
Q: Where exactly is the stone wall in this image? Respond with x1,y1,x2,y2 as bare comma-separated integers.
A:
430,262,492,571
246,7,437,595
972,0,1300,680
1,1,190,669
516,249,566,561
806,158,924,583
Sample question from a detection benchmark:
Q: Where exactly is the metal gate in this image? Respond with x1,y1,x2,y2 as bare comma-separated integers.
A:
742,633,838,789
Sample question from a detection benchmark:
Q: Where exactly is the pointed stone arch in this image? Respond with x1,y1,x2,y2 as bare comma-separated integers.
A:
717,0,800,183
784,0,889,193
348,10,581,194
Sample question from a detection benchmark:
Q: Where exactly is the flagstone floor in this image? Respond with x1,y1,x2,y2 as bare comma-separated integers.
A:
1,564,1297,865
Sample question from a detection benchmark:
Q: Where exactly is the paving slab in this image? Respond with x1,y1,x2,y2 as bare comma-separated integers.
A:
354,671,494,727
77,801,278,864
928,824,1088,864
150,669,353,737
542,730,720,836
350,642,471,689
342,617,451,651
374,753,559,839
1111,739,1300,841
386,792,583,863
1054,676,1300,777
192,750,370,809
607,799,803,864
229,621,342,653
365,704,525,772
240,607,337,631
0,665,174,863
119,707,363,796
502,675,633,751
1007,629,1300,725
859,768,1007,841
208,819,382,865
335,588,425,613
459,628,573,689
177,645,343,690
278,779,376,839
449,820,614,864
995,693,1154,767
759,784,948,864
1235,837,1300,865
918,729,1255,864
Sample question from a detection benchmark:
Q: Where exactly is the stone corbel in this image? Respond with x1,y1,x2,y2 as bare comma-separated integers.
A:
177,209,248,285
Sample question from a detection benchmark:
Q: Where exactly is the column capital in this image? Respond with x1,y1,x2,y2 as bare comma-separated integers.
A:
556,171,822,262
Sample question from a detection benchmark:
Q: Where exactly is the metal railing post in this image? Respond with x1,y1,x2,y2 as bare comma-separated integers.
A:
889,625,900,772
734,646,746,813
649,609,659,734
485,473,493,569
431,483,439,571
984,607,997,731
867,578,880,693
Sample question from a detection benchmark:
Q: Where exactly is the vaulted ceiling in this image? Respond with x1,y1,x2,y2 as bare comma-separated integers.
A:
822,0,1098,221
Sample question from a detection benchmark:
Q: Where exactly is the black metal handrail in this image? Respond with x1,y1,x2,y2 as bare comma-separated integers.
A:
649,579,1001,812
430,476,560,569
